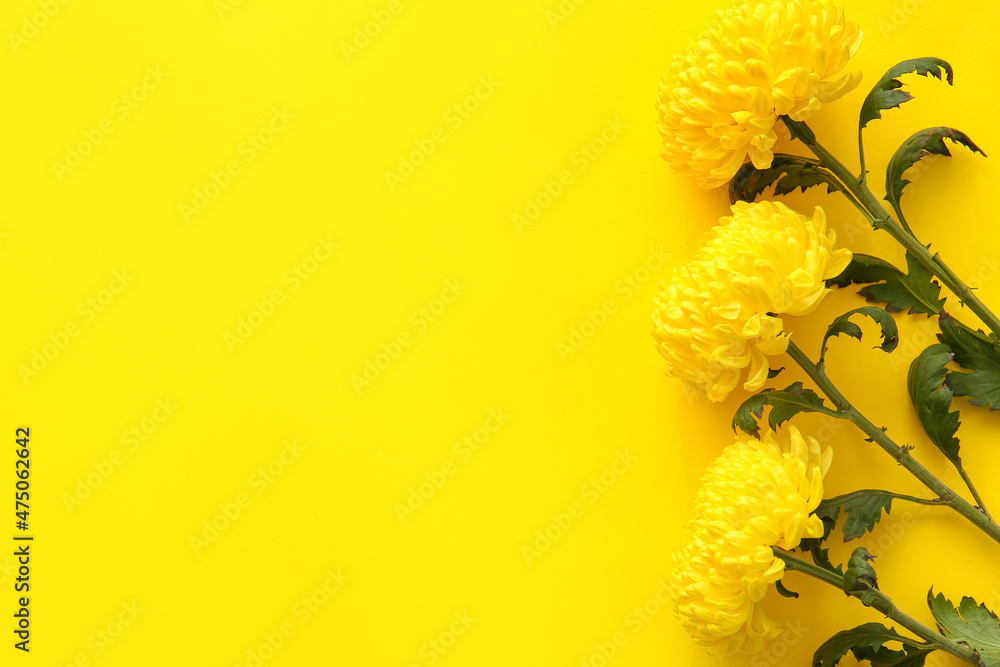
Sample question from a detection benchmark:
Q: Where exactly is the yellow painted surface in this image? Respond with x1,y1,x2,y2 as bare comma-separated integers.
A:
2,0,998,665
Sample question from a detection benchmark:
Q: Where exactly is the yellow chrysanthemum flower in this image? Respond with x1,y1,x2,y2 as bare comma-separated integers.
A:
652,200,851,402
672,426,832,655
657,0,863,188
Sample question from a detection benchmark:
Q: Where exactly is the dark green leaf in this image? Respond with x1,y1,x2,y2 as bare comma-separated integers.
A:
732,382,833,436
938,312,1000,410
907,344,961,465
781,115,817,145
816,491,895,542
800,513,844,575
844,547,878,593
813,504,840,525
860,58,954,131
729,154,844,204
885,127,986,221
928,590,1000,666
852,644,934,667
775,579,799,599
827,253,944,317
823,307,899,360
813,623,926,667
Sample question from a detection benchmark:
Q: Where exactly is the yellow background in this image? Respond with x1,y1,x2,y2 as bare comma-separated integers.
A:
2,0,1000,665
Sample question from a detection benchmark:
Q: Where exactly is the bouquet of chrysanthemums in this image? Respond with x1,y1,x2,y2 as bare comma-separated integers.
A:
653,2,1000,665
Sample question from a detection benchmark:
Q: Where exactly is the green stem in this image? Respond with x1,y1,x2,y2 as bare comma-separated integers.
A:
857,126,867,186
775,549,981,666
783,118,1000,336
782,119,996,517
959,468,994,521
774,546,845,587
785,340,1000,544
819,489,947,509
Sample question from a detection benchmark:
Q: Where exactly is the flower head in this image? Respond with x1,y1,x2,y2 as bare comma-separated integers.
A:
671,426,831,655
657,0,863,188
652,200,851,402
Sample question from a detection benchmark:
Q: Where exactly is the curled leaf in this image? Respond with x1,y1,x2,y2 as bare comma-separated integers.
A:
813,623,927,667
906,344,961,465
822,307,899,361
729,155,844,204
827,253,944,317
798,513,843,576
860,58,954,131
781,115,817,145
885,127,986,223
851,644,934,667
775,579,799,599
816,491,895,542
732,382,834,436
938,312,1000,410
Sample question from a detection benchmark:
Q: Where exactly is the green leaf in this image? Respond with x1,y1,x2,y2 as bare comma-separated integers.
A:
781,115,817,145
816,491,895,542
813,623,926,667
729,155,844,204
823,307,899,360
907,344,961,465
928,590,1000,666
938,312,1000,410
885,127,986,222
775,579,799,599
860,58,954,131
852,645,934,667
732,382,834,436
827,253,944,317
799,514,843,575
844,547,879,593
